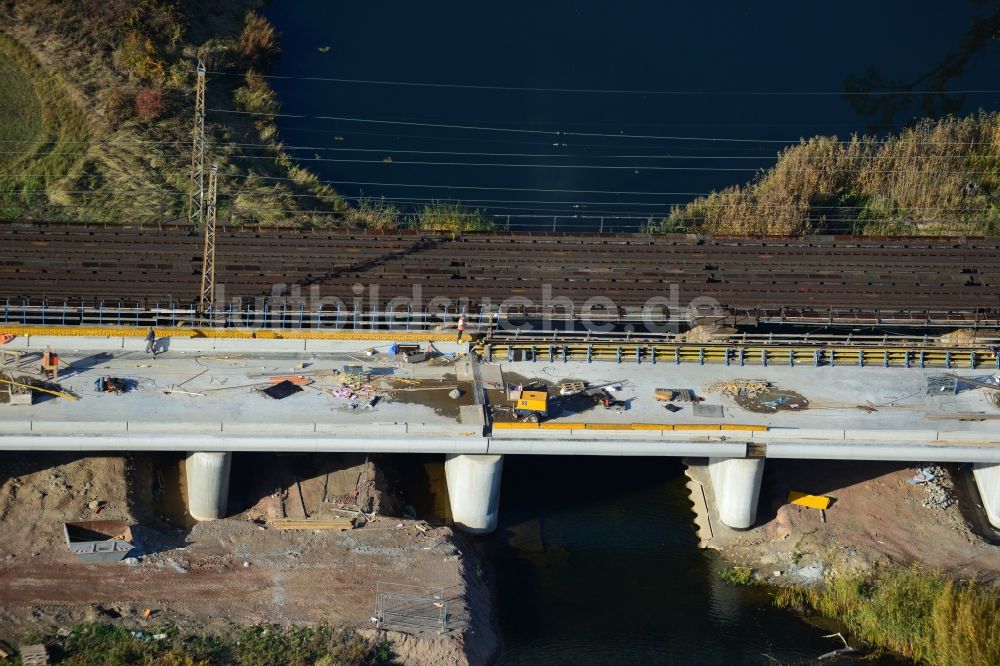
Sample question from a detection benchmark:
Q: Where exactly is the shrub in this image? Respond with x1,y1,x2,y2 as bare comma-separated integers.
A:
239,11,279,67
117,29,167,82
773,567,1000,666
719,565,757,586
134,87,166,121
103,86,135,125
417,202,495,231
347,197,400,229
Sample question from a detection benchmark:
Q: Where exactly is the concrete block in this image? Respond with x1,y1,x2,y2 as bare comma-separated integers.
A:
459,404,485,427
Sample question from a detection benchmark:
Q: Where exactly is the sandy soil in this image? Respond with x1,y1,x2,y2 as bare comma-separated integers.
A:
702,458,1000,585
0,451,498,665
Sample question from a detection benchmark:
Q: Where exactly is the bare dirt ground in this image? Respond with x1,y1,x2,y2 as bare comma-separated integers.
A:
702,459,1000,585
0,452,498,665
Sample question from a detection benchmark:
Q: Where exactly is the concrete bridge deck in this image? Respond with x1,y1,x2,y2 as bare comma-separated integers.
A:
2,335,999,531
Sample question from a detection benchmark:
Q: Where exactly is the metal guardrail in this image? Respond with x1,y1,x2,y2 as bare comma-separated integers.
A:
3,299,1000,331
481,341,1000,370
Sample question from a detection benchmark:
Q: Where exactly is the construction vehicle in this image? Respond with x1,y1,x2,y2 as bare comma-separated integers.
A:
510,385,549,423
508,380,628,423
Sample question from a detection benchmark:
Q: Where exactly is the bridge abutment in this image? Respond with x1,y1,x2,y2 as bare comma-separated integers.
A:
444,453,503,534
708,457,764,529
972,462,1000,529
185,451,231,521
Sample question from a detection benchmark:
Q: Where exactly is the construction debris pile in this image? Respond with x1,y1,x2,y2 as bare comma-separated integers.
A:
329,368,380,404
706,379,771,398
907,465,956,509
706,379,809,414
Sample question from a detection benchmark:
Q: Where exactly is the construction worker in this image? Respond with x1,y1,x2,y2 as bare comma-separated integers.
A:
145,328,156,355
456,315,465,343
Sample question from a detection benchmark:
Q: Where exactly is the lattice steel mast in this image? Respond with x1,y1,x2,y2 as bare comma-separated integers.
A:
199,165,218,314
186,60,206,227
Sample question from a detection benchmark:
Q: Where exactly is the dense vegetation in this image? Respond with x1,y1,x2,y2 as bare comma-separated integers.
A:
0,0,491,230
9,623,396,666
2,0,995,235
773,567,1000,666
662,113,1000,236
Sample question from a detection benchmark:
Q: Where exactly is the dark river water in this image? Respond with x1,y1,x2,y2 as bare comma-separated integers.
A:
262,1,1000,232
391,454,909,666
258,2,996,662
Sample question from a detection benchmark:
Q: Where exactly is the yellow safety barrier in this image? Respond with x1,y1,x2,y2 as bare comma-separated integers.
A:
631,423,671,431
673,424,722,431
721,424,768,432
491,422,539,430
583,423,633,430
538,422,585,430
0,324,454,342
787,491,832,510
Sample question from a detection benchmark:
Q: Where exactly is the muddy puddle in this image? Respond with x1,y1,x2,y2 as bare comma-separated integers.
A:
382,373,474,418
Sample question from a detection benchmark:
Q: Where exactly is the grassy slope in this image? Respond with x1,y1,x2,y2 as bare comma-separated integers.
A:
663,113,1000,236
0,48,42,162
0,30,90,220
0,1,354,228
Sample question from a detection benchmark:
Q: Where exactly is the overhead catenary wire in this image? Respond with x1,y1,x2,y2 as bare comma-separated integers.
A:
202,69,1000,97
207,107,1000,146
10,143,1000,161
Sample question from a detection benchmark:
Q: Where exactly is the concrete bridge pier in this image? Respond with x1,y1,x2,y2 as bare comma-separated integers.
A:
444,454,503,535
972,463,1000,529
708,457,765,529
185,451,232,522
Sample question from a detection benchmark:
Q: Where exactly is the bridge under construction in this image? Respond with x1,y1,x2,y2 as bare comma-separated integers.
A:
1,224,1000,537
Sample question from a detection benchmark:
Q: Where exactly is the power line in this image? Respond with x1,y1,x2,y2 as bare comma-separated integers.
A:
207,107,1000,147
205,108,840,143
203,70,1000,97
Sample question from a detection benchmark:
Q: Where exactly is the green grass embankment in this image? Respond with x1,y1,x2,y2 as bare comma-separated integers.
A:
772,567,1000,666
0,30,89,220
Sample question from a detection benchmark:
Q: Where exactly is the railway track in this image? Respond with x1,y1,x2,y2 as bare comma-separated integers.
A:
1,223,999,328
